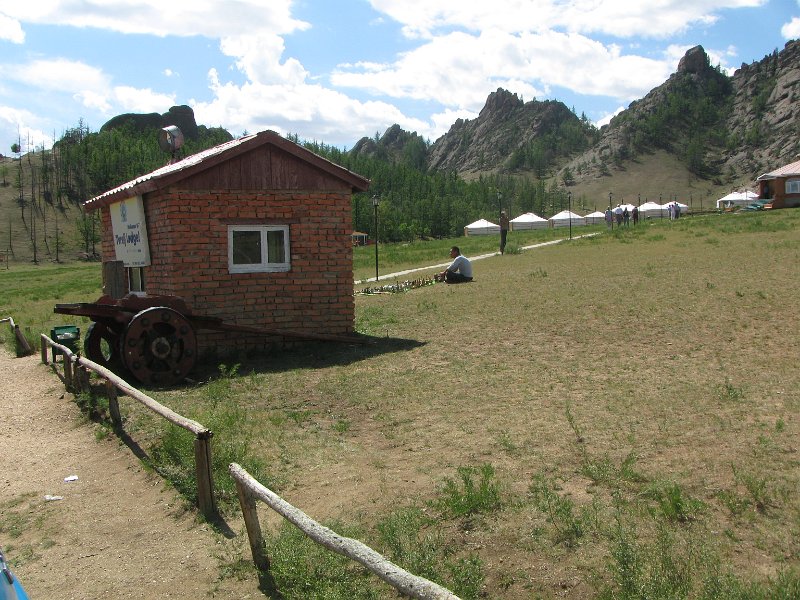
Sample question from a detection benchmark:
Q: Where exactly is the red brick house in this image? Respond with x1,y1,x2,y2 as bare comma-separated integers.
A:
84,130,370,358
756,158,800,208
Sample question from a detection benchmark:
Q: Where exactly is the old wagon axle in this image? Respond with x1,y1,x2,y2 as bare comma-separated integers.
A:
55,294,361,387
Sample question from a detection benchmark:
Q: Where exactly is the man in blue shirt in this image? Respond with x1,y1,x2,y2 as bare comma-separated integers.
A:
438,246,473,283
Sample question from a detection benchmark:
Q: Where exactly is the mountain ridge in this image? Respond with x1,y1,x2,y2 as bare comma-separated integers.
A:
354,39,800,200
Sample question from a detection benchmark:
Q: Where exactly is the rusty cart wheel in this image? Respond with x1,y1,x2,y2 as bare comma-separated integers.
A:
121,307,197,386
84,321,124,373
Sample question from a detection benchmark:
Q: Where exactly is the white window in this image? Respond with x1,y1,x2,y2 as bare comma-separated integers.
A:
786,179,800,194
228,225,290,273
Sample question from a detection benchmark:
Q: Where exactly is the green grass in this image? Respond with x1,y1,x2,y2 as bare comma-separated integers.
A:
0,262,101,353
352,225,598,282
5,207,800,598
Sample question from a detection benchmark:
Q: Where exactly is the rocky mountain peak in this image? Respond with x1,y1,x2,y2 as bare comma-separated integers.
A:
677,45,711,75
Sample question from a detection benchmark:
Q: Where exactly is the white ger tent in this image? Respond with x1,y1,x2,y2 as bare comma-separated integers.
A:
584,211,606,224
638,201,666,219
510,212,548,230
716,191,758,209
549,210,585,228
464,218,500,236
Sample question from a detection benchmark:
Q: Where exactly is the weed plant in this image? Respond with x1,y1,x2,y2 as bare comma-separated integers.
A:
431,464,503,519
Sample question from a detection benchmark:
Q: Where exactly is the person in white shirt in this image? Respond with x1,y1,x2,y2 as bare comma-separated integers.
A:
438,246,473,284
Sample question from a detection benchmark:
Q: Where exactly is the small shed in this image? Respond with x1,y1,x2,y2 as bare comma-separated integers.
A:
83,130,370,359
351,231,369,246
756,159,800,208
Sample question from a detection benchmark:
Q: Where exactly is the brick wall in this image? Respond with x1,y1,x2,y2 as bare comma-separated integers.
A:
99,188,355,358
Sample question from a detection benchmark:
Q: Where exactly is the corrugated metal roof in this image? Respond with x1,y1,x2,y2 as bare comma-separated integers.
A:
84,130,369,210
757,158,800,180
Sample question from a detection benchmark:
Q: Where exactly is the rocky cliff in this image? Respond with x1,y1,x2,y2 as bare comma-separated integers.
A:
356,39,800,190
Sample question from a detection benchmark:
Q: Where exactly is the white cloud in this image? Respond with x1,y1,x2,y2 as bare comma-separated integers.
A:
595,106,625,128
192,68,431,145
333,29,671,112
219,33,308,85
0,12,25,43
0,105,52,150
782,17,800,39
2,58,108,93
112,86,176,113
3,1,309,38
367,0,767,39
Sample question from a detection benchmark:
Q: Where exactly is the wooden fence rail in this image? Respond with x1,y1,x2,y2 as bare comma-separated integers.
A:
1,316,34,356
228,462,460,600
40,333,217,517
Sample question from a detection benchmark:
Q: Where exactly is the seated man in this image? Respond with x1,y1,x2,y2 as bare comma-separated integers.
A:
437,246,473,284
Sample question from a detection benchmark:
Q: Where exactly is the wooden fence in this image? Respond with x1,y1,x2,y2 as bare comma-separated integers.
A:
28,327,458,596
39,333,217,517
229,462,461,600
1,316,34,356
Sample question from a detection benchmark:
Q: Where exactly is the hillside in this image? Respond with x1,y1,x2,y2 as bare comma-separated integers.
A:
0,153,91,266
354,40,800,207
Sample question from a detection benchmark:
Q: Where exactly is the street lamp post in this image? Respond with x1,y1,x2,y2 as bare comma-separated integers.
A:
372,195,380,282
568,191,572,240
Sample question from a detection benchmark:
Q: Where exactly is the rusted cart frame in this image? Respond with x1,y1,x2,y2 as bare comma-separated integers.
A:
55,295,363,387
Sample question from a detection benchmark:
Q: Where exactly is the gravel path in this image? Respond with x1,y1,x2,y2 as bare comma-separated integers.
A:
0,349,259,599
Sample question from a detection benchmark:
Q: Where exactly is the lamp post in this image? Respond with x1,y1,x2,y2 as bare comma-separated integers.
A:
568,191,572,240
371,195,380,282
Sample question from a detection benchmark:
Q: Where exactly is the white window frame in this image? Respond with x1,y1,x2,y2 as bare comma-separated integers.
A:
785,178,800,194
228,225,291,274
128,267,146,295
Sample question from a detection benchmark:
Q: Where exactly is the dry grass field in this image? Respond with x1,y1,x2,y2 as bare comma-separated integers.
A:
140,209,798,598
3,209,798,598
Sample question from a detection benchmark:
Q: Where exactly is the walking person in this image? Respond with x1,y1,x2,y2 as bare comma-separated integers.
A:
499,210,509,254
623,207,630,227
632,205,639,226
605,206,613,229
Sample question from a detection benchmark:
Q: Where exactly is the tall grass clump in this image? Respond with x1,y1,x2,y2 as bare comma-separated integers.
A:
148,399,272,512
431,464,503,519
266,521,381,600
376,506,485,599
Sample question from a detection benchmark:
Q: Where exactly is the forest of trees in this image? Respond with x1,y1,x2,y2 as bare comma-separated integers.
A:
6,120,586,264
298,137,586,242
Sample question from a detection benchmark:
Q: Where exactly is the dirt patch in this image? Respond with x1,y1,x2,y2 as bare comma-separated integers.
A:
0,350,260,599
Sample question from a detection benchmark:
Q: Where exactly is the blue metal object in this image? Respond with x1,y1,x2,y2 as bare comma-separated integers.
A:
0,548,30,600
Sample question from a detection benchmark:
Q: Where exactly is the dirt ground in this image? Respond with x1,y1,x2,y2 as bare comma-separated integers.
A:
0,349,261,599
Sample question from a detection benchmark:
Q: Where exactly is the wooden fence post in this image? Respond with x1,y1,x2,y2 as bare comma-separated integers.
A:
40,335,48,364
234,477,270,571
106,379,122,428
14,324,33,357
64,356,73,391
194,433,217,518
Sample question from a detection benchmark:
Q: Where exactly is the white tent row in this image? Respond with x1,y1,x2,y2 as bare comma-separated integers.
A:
635,201,689,218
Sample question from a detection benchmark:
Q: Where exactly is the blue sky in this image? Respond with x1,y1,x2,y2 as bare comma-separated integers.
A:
1,1,798,153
